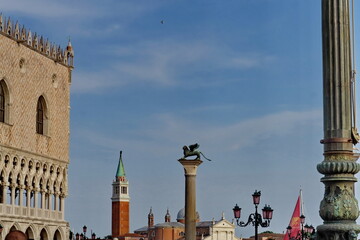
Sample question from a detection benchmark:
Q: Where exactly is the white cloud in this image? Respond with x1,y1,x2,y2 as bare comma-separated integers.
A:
73,109,322,154
0,0,95,18
73,40,275,93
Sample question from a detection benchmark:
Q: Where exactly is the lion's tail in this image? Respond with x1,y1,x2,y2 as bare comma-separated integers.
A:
200,152,212,161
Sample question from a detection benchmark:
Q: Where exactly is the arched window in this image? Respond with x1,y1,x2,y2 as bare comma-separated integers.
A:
0,80,9,123
36,96,47,134
0,83,4,122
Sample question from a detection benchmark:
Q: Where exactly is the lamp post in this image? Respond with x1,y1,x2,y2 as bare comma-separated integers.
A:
76,226,90,240
83,226,87,239
286,215,315,240
232,190,274,240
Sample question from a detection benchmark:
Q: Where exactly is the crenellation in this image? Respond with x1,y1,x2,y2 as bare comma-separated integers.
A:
0,14,74,68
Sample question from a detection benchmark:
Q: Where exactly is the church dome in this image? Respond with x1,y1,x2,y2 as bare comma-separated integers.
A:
177,208,185,221
176,208,200,222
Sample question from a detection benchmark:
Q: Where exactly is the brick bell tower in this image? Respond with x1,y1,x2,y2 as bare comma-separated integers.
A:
112,151,130,237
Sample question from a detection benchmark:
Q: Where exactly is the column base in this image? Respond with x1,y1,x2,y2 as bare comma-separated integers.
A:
317,223,360,240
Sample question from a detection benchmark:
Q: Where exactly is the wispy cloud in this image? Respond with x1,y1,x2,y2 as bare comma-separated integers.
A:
0,0,96,18
73,39,276,93
73,109,322,154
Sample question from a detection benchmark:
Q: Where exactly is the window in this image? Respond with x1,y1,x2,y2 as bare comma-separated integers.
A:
121,186,127,194
0,83,4,122
36,96,47,134
0,80,9,123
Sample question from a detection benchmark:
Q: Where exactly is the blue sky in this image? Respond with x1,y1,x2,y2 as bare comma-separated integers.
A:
2,0,360,238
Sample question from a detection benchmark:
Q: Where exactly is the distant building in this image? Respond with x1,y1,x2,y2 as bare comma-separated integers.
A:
134,208,240,240
111,154,238,240
112,151,130,238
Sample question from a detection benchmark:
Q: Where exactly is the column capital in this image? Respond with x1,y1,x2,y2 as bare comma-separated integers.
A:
178,159,203,176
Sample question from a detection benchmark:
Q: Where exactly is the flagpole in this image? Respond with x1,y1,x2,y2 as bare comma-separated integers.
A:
299,189,303,216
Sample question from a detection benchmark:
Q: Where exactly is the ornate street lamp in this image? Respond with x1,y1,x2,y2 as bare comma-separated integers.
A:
232,190,273,240
83,226,87,239
287,215,315,240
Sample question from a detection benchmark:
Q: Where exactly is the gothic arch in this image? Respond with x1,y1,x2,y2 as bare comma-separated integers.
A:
40,228,49,240
5,155,10,168
9,222,21,231
8,172,13,185
53,228,62,240
25,225,35,240
21,158,26,170
36,95,49,135
0,79,11,123
12,157,18,170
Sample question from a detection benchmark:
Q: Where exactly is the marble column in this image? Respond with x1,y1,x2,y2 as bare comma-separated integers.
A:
317,0,360,239
2,185,6,204
26,188,31,207
19,186,24,206
179,159,202,240
11,185,15,205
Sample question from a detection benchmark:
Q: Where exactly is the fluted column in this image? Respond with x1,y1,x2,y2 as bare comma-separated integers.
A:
317,0,360,239
179,159,202,240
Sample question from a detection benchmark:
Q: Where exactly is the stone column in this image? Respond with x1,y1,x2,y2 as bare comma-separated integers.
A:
60,195,65,219
179,159,202,240
11,185,15,205
2,184,7,204
19,186,24,206
26,188,31,207
317,0,360,239
41,190,45,209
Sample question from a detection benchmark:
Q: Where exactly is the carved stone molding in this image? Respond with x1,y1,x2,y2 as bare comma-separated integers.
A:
317,161,360,175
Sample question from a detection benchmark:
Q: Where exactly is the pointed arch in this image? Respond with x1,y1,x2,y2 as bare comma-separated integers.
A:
10,222,21,231
0,79,10,123
36,96,48,135
40,228,49,240
25,225,35,240
53,229,62,240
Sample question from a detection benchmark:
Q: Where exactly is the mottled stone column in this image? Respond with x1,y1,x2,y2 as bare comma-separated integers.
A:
317,0,360,239
179,159,202,240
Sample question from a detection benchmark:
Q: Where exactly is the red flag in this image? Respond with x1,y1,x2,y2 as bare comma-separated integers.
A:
283,195,301,240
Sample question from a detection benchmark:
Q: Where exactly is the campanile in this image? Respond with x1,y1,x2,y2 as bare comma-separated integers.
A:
111,151,130,237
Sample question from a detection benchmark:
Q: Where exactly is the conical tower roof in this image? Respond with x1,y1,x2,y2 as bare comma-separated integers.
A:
116,151,125,178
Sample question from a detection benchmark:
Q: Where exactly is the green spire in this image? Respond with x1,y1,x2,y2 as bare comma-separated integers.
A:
116,151,126,178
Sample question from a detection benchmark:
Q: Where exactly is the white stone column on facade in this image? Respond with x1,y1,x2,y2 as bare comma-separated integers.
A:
2,184,7,204
19,186,24,206
48,192,52,210
54,193,59,211
60,195,65,213
11,185,15,205
41,190,45,209
26,188,31,207
34,189,39,208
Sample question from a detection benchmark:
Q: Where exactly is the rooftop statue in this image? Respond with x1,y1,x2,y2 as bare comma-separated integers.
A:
182,143,211,161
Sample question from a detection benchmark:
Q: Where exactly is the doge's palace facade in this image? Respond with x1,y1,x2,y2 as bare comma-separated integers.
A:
0,15,74,240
